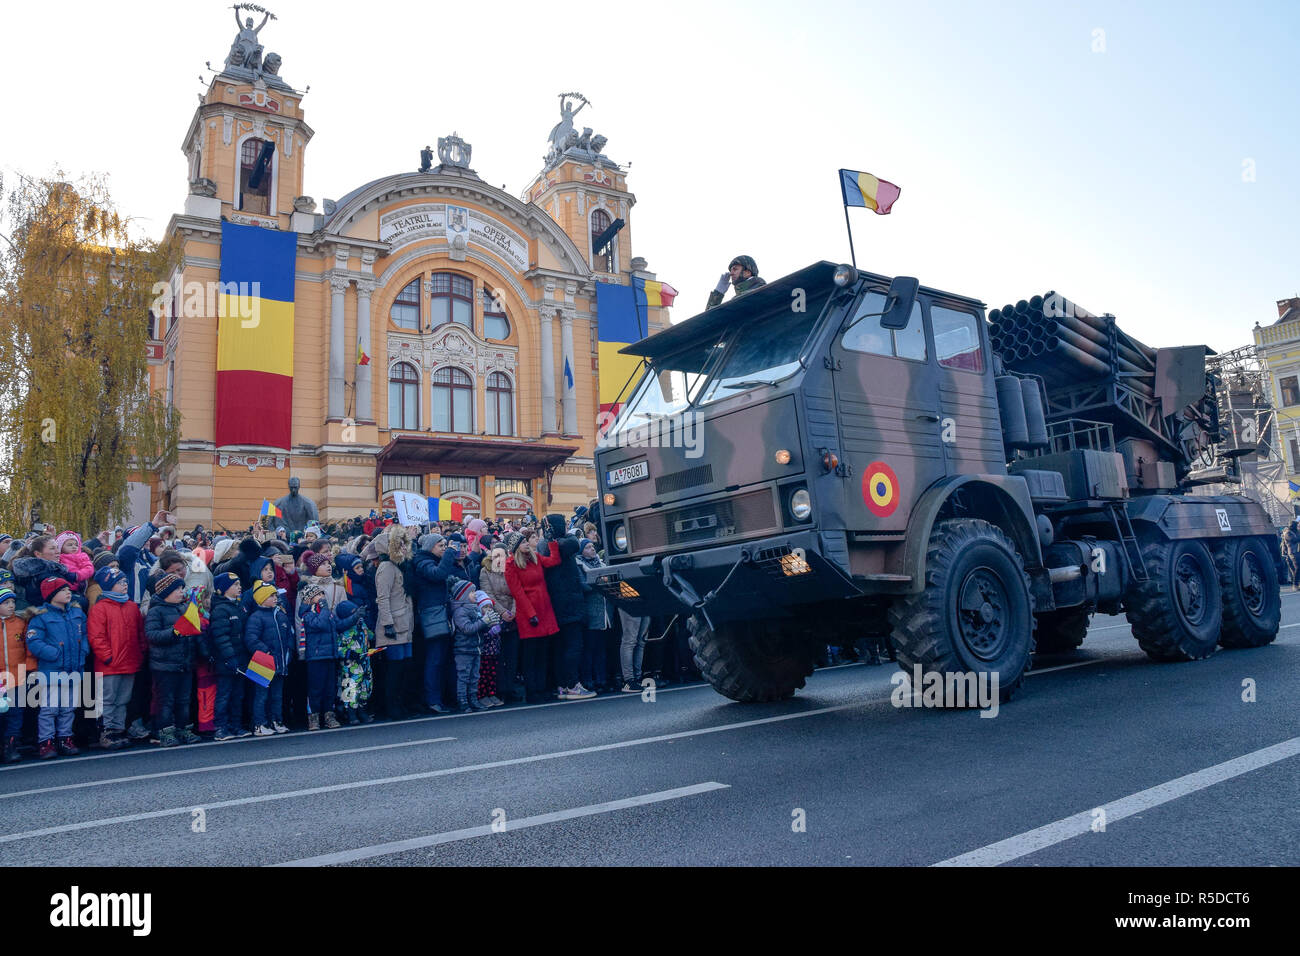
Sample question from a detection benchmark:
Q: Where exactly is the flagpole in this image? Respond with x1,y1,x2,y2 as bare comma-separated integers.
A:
842,203,857,268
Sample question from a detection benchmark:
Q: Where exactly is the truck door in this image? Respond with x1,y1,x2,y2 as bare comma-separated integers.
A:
829,290,945,532
929,302,1005,474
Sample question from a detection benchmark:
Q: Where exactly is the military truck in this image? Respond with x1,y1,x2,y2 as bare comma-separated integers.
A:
587,261,1281,703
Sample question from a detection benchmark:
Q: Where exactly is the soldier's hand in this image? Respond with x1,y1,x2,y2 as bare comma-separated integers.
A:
715,273,731,294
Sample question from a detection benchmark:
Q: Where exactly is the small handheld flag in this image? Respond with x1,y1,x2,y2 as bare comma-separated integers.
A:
244,650,276,687
357,340,370,366
261,500,282,518
173,600,204,637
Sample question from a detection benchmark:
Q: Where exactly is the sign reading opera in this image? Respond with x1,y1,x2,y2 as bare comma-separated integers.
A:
146,16,672,528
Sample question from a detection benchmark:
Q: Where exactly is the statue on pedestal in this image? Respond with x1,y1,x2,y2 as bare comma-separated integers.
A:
273,476,319,534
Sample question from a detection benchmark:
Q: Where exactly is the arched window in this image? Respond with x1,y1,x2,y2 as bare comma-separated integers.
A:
482,288,511,340
388,362,420,430
485,372,513,436
432,366,473,433
590,208,614,273
238,137,274,214
389,278,421,330
430,273,473,328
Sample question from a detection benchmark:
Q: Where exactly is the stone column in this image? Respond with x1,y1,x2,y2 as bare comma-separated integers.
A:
560,309,578,436
355,278,376,422
328,274,350,419
540,308,557,435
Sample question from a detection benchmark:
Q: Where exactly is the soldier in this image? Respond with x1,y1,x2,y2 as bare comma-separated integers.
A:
706,255,766,310
1285,521,1300,591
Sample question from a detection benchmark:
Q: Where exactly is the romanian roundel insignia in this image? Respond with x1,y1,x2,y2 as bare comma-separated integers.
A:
862,461,900,517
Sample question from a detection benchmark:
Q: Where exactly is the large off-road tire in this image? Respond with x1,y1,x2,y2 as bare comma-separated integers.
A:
1033,607,1090,655
1215,536,1280,648
1126,538,1222,661
687,616,816,702
888,519,1035,703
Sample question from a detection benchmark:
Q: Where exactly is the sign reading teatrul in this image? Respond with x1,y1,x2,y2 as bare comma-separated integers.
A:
379,204,528,270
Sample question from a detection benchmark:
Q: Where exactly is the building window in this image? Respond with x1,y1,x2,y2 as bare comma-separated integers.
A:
590,209,614,273
390,278,421,330
382,473,423,494
1290,439,1300,474
482,288,511,340
432,366,473,433
166,361,175,408
440,475,479,494
485,371,514,436
495,478,530,497
388,362,420,430
430,273,473,328
1280,375,1300,408
238,137,274,214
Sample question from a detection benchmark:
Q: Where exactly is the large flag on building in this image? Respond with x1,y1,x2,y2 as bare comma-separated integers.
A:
595,280,650,419
839,168,901,215
216,222,297,448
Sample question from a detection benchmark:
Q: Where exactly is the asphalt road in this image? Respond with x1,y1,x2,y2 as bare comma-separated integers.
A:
2,592,1298,867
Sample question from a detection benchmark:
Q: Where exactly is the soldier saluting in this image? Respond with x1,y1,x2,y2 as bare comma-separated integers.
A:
706,255,766,310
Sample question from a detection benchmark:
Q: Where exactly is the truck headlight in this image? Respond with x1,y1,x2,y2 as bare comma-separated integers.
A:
790,488,812,521
612,523,628,552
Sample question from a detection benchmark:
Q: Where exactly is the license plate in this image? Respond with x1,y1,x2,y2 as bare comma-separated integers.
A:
607,460,649,488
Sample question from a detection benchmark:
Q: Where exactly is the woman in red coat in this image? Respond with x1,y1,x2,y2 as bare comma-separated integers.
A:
504,530,562,703
86,568,147,749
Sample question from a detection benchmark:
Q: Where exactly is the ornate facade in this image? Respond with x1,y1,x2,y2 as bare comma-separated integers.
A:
148,22,669,527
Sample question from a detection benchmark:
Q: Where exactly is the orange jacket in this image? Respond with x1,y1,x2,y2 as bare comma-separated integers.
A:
1,614,35,682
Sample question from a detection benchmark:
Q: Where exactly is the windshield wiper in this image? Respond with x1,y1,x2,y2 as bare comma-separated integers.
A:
720,378,780,390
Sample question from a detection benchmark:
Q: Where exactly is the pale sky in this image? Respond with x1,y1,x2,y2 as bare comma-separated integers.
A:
3,0,1297,352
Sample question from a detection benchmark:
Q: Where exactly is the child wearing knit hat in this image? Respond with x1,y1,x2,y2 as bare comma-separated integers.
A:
0,586,34,763
144,572,200,747
25,577,89,759
86,566,145,749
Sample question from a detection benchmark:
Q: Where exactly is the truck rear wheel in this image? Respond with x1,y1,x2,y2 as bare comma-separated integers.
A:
1215,536,1280,648
888,519,1035,703
1126,538,1222,661
1033,607,1090,655
687,616,816,703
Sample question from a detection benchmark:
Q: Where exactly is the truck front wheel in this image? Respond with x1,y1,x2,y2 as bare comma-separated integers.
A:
889,519,1035,703
1215,536,1280,649
688,616,816,702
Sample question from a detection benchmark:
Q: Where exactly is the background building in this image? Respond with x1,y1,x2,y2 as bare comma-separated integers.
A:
146,25,670,528
1252,296,1300,519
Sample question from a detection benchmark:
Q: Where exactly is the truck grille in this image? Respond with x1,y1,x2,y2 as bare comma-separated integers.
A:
654,463,714,496
629,489,779,552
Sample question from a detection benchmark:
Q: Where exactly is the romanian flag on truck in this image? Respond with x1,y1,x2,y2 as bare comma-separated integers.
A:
215,222,297,449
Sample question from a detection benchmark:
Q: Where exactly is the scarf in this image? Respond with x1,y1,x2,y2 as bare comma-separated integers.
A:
99,590,130,604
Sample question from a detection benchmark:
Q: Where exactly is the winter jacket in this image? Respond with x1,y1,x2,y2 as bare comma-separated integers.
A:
577,553,612,631
213,538,264,592
479,567,516,621
87,598,146,675
274,562,299,614
706,273,766,310
450,593,491,653
301,602,360,662
243,603,296,676
59,550,95,589
26,603,89,677
116,521,158,604
207,594,248,674
11,556,77,610
410,546,460,635
1,615,35,679
505,548,562,639
145,600,195,673
542,537,586,626
374,558,414,646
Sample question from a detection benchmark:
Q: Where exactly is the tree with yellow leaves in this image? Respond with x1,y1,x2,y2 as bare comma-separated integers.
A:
0,171,180,534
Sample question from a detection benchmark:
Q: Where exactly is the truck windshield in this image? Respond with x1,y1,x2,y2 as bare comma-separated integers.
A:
696,307,821,404
604,338,724,438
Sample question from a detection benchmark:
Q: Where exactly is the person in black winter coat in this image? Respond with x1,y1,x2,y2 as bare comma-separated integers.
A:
206,574,250,739
144,573,198,746
410,534,460,713
542,514,592,698
213,537,264,592
11,538,78,612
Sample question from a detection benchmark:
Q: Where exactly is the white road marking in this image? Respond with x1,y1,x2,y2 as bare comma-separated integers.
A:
1029,660,1104,675
1089,623,1131,632
933,735,1300,867
273,782,731,867
0,737,456,801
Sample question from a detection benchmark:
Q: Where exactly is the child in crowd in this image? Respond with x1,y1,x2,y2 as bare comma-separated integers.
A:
334,599,374,725
244,580,294,736
449,578,495,713
207,573,250,740
299,582,356,730
474,588,504,708
0,586,34,762
25,577,89,758
54,532,94,593
144,573,199,747
86,567,146,749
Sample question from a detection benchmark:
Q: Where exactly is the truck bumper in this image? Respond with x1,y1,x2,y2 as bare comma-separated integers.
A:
587,530,863,625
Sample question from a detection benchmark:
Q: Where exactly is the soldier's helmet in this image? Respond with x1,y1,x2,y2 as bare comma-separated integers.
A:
729,255,758,277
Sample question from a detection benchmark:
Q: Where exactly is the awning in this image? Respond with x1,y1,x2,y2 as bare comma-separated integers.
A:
375,434,579,479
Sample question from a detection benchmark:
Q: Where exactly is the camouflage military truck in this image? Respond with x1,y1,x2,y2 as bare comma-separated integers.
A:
588,261,1281,703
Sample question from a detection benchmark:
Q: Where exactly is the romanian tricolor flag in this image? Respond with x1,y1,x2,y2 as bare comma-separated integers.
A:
595,281,648,420
244,650,276,687
216,222,297,449
1289,480,1300,501
357,340,370,366
839,169,901,215
634,276,678,309
427,497,464,522
173,599,204,637
261,500,282,518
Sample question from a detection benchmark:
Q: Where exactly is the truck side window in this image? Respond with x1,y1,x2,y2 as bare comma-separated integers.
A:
843,291,926,361
931,305,985,373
